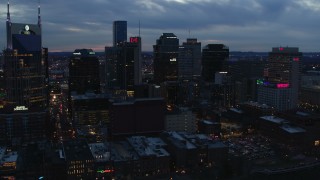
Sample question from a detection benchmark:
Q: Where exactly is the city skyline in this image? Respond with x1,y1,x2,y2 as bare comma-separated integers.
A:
1,0,320,52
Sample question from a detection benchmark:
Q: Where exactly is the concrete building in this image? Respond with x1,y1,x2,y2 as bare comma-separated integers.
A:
62,139,95,179
153,33,179,84
165,107,197,133
113,21,127,47
202,44,229,82
68,49,100,95
178,38,202,80
161,132,228,172
258,47,301,111
126,136,170,176
259,116,306,144
109,98,165,136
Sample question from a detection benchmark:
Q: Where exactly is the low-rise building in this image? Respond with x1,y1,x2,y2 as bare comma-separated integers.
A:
165,107,197,133
62,139,95,179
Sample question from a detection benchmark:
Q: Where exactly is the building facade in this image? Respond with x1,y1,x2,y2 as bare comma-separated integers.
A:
1,3,48,145
202,44,229,82
113,21,127,47
153,33,179,84
69,49,100,95
178,38,201,80
258,47,301,111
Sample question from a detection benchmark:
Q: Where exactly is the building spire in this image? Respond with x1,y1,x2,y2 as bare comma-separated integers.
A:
138,20,140,37
7,0,10,22
7,0,12,49
38,0,41,27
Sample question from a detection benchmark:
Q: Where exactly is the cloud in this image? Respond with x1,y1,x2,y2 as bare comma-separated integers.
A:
0,0,319,52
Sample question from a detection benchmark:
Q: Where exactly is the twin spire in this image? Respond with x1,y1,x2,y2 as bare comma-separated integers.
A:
6,0,41,26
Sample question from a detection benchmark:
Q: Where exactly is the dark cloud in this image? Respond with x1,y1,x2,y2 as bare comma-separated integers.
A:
0,0,319,51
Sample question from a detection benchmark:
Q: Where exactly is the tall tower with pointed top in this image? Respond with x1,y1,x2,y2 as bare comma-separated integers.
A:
6,1,12,49
1,2,48,143
4,1,46,108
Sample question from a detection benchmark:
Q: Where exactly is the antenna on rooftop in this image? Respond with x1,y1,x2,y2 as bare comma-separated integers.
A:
139,20,141,37
38,0,41,27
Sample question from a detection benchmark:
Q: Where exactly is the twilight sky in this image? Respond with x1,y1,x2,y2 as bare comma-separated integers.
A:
1,0,320,52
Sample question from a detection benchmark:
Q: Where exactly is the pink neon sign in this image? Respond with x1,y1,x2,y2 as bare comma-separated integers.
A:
279,47,284,51
293,57,299,61
130,37,139,43
277,83,289,88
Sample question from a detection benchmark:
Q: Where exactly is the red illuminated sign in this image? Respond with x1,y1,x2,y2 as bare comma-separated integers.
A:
97,169,114,174
279,47,284,51
293,57,299,61
277,83,289,88
130,37,139,43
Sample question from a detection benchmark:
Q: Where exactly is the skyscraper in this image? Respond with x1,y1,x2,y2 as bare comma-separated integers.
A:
113,21,127,47
69,49,100,95
105,37,142,96
257,47,301,111
4,2,47,109
153,33,179,84
201,44,229,82
178,38,202,80
1,2,48,144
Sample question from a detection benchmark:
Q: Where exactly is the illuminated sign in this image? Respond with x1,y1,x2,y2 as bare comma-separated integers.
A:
256,79,263,85
279,47,284,51
277,83,289,88
293,57,299,61
170,58,176,62
73,52,81,55
89,52,95,55
97,169,114,173
130,37,139,43
14,106,28,111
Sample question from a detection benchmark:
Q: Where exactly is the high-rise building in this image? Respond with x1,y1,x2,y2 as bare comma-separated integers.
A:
178,38,201,80
113,21,127,47
258,47,302,111
153,33,179,84
105,37,142,96
105,46,122,90
4,2,47,109
229,59,266,102
117,38,142,94
1,2,48,144
202,44,229,82
69,49,100,95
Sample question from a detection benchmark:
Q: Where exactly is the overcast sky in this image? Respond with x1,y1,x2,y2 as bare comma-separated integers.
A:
1,0,320,52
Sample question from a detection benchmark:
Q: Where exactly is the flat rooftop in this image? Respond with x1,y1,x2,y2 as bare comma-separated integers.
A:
167,131,197,150
63,139,94,161
281,124,306,134
127,136,170,157
243,101,271,109
89,143,110,162
0,147,18,164
230,107,243,114
260,116,288,124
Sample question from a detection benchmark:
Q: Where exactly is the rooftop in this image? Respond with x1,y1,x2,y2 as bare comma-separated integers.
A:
89,143,110,162
127,136,170,158
260,116,288,124
71,92,110,100
0,147,18,165
243,101,271,109
281,124,306,134
166,131,197,150
230,107,244,114
62,139,94,161
109,141,139,162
